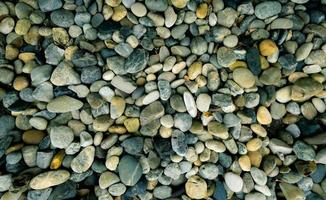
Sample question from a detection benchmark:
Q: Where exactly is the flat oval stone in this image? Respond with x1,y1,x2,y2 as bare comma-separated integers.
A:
47,95,83,113
50,126,74,149
185,175,208,199
254,1,282,20
29,170,70,190
71,146,95,173
224,172,243,192
140,101,165,125
50,9,74,28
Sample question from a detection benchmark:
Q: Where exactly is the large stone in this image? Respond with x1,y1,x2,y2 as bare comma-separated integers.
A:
50,126,74,149
29,170,70,190
99,171,120,189
118,155,143,186
124,49,149,73
140,101,165,125
185,175,208,199
254,1,282,19
111,76,137,94
47,96,83,113
50,61,80,86
291,77,323,102
110,96,126,119
224,172,243,192
71,146,95,173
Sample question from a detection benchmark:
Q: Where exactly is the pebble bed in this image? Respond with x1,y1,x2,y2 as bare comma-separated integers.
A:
0,0,326,199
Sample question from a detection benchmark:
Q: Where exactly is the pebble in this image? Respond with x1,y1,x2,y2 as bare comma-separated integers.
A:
47,96,83,113
233,68,255,88
257,106,272,125
196,94,211,112
140,101,165,125
29,170,70,190
50,126,74,149
224,172,243,192
71,146,95,173
99,171,120,189
250,167,267,185
185,175,208,199
259,39,278,57
110,96,126,119
254,1,282,19
0,175,12,192
183,91,197,118
50,61,80,86
118,155,143,186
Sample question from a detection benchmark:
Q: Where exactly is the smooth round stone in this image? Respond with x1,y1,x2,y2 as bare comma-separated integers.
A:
290,0,309,3
71,146,95,173
38,0,63,12
23,130,45,145
140,101,165,125
143,91,160,105
0,17,15,34
99,171,120,189
145,0,168,12
50,9,74,28
217,7,238,27
118,155,143,186
295,42,312,62
185,175,207,199
223,35,238,48
239,155,251,171
109,183,126,196
250,167,267,185
254,1,282,19
196,93,211,112
15,19,31,35
153,186,172,199
270,102,286,120
29,170,70,190
276,86,292,103
259,67,282,85
190,37,208,55
278,54,297,70
271,18,293,29
50,126,74,149
233,68,255,88
259,39,278,56
224,172,243,192
131,2,147,17
199,163,219,180
257,106,272,125
0,175,12,192
217,47,236,67
247,138,263,152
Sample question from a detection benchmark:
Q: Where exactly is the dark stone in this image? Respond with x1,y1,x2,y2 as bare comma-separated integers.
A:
27,188,52,200
72,50,97,67
0,115,15,139
279,54,298,70
213,179,227,200
246,47,261,75
98,21,121,35
121,137,144,156
153,137,173,159
125,49,149,73
48,181,77,200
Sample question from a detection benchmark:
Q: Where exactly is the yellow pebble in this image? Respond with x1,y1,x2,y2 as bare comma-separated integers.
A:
246,138,263,151
13,76,29,91
260,56,269,69
5,45,19,60
18,52,35,63
123,118,140,133
65,46,78,60
250,124,267,137
50,150,65,169
188,61,202,80
257,106,272,125
105,0,121,7
259,39,278,56
229,60,247,71
239,155,251,171
196,3,208,19
248,151,262,167
171,0,188,8
108,125,127,134
112,5,127,21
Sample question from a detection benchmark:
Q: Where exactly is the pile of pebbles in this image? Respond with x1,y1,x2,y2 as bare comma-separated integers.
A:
0,0,326,199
